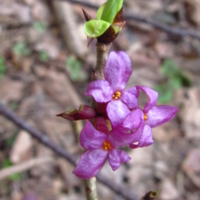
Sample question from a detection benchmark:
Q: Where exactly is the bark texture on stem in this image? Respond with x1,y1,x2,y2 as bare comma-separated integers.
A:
85,42,111,200
92,42,112,81
84,177,98,200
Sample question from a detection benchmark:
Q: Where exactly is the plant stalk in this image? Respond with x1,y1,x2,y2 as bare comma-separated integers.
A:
91,42,112,81
85,42,111,200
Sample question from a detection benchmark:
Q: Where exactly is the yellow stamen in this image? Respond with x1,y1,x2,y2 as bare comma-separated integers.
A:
144,114,148,120
102,141,112,151
112,91,121,100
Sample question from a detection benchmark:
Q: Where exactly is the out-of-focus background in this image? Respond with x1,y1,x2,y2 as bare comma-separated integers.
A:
0,0,200,199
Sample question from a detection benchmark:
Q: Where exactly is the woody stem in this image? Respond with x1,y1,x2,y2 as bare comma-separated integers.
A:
91,42,112,81
84,42,111,200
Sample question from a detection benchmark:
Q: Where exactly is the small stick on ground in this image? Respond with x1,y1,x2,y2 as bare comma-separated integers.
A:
52,0,88,59
0,103,138,200
0,157,53,181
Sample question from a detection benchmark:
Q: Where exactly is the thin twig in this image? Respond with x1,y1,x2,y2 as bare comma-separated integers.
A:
52,0,87,58
0,103,138,200
53,0,200,40
124,14,200,40
0,157,53,181
0,103,77,165
84,177,98,200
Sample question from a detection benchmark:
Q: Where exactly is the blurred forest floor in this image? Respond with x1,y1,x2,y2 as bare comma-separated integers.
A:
0,0,200,200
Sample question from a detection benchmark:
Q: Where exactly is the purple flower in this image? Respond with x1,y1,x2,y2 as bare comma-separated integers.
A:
85,51,139,127
73,118,131,179
123,86,178,148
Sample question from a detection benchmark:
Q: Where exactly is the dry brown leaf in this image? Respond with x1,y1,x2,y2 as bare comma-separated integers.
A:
184,0,200,25
40,68,82,107
0,2,31,23
34,33,60,59
127,52,160,68
182,148,200,188
10,130,33,164
177,88,200,139
32,1,50,21
0,78,24,103
125,146,154,197
153,122,180,143
160,179,180,199
155,42,174,58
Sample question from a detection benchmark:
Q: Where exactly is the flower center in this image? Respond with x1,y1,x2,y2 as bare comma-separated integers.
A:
112,91,121,100
102,141,112,151
144,114,148,120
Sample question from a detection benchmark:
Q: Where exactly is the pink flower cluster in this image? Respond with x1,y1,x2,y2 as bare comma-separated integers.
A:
58,51,178,179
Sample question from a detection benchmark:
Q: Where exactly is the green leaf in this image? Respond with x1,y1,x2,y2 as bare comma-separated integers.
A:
161,59,177,77
154,84,172,103
5,130,18,147
2,159,22,181
162,59,192,89
13,42,31,56
2,159,12,168
101,0,123,23
39,51,49,62
84,20,110,38
66,57,87,81
33,22,46,32
9,101,19,111
97,3,106,20
0,57,6,78
9,173,21,181
180,74,192,87
170,75,182,89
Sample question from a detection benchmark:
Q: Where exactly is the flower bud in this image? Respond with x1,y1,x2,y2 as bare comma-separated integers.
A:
141,190,159,200
83,0,124,44
56,105,96,121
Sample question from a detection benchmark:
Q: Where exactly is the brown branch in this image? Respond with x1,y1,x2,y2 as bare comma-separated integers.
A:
92,42,111,81
52,0,87,59
124,14,200,40
0,103,138,200
53,0,200,40
84,42,111,200
0,104,77,165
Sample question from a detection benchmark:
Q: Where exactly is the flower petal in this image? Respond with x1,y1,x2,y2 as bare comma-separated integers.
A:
146,105,178,128
136,86,158,113
73,149,108,179
129,125,153,149
109,120,145,148
104,51,132,91
108,149,131,171
94,117,109,135
85,80,113,103
122,108,143,130
107,100,130,128
80,121,107,149
121,87,139,109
